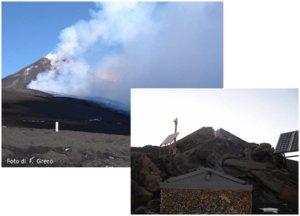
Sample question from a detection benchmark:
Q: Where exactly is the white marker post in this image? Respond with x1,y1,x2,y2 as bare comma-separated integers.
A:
55,121,59,132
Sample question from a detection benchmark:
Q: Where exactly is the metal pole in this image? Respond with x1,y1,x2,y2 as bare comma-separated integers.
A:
55,121,59,132
173,118,178,155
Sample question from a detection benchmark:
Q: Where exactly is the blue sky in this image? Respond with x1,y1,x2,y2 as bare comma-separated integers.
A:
2,2,95,77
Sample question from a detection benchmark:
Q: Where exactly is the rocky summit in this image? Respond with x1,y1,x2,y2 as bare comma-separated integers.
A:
131,127,298,214
2,57,51,89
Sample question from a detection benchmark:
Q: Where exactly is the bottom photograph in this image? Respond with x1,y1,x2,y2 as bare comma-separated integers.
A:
130,88,298,214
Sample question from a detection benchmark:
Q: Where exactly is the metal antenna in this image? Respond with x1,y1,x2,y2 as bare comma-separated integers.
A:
172,118,178,155
159,118,179,157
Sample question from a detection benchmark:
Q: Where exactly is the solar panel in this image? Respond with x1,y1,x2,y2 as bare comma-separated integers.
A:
275,131,298,153
161,132,179,145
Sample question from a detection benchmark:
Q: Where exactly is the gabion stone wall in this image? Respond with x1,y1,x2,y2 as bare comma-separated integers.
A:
160,188,252,214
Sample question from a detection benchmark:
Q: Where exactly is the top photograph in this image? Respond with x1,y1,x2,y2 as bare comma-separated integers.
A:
1,1,223,167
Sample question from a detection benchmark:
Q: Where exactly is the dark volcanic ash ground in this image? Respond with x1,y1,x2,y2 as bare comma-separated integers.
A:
2,89,130,167
2,127,130,167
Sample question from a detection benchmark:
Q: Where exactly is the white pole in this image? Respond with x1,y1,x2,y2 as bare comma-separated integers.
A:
55,121,59,132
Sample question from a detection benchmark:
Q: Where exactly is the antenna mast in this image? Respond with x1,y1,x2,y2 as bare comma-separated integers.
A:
159,118,179,157
172,118,178,155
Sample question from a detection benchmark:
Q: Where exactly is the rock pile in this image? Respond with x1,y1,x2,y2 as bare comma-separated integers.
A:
131,127,298,214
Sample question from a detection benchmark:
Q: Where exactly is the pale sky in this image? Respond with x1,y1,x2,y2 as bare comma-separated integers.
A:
131,89,298,148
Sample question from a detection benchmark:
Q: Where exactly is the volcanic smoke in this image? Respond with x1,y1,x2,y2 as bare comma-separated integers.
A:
28,2,223,104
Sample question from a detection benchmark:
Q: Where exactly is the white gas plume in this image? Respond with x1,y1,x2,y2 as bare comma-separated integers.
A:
28,2,223,105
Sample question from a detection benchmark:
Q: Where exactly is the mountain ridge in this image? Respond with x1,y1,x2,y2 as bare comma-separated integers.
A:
2,57,130,135
2,57,51,89
2,56,130,112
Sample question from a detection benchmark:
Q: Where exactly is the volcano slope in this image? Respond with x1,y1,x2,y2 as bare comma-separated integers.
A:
2,58,130,167
131,127,298,214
